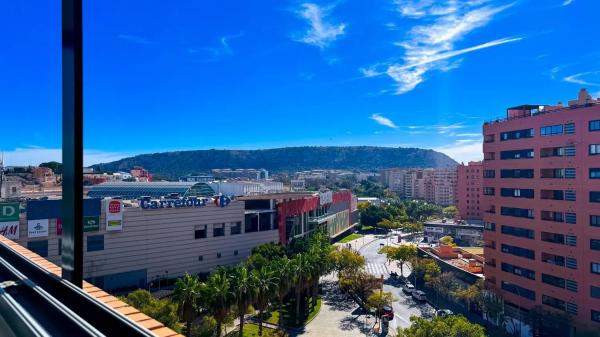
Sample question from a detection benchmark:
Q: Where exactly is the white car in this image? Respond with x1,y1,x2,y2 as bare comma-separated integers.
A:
412,290,427,301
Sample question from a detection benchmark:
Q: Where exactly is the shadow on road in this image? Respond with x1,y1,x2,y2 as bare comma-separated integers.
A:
321,280,357,312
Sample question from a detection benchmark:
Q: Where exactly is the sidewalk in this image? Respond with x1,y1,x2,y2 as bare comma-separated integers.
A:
334,234,378,252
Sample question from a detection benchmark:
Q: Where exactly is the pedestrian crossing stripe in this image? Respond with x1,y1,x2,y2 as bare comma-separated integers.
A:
365,263,389,276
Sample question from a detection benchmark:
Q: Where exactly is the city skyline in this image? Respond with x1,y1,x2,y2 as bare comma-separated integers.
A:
2,0,599,166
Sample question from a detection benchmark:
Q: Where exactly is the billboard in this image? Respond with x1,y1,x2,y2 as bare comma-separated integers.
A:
83,216,100,232
56,218,63,235
319,191,333,205
0,203,20,240
105,199,123,231
28,219,49,238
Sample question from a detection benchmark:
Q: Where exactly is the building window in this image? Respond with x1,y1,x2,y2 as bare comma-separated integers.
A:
501,281,535,300
590,144,600,155
542,252,565,267
501,188,534,198
592,310,600,323
217,252,222,258
500,149,534,160
502,262,535,280
500,128,534,141
591,192,600,203
540,124,564,136
591,215,600,227
589,120,600,132
542,295,566,311
501,225,534,239
483,170,495,178
231,221,242,235
564,123,575,134
501,206,534,219
58,238,62,256
541,211,564,222
592,262,600,275
245,214,259,233
483,187,495,195
501,244,535,260
542,273,566,289
564,190,576,201
234,250,239,256
541,232,565,245
501,169,534,179
87,235,104,252
564,146,576,156
591,168,600,179
27,240,48,257
213,223,225,237
198,255,203,261
591,286,600,299
484,134,495,143
566,257,577,269
591,239,600,251
484,152,495,160
195,225,207,239
484,222,496,231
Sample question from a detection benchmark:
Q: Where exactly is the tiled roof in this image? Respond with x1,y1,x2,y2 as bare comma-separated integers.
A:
0,236,183,337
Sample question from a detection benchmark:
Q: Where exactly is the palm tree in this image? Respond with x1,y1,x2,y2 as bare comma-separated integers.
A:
173,273,202,337
252,265,278,336
230,266,256,337
291,253,312,324
271,256,292,327
307,248,328,310
206,268,234,337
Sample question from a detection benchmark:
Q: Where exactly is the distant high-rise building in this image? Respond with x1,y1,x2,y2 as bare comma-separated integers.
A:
456,161,483,220
380,168,456,206
483,89,600,331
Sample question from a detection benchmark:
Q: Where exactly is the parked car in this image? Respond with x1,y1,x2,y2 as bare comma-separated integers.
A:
378,305,394,319
402,283,415,294
436,309,454,317
412,290,427,301
390,271,399,279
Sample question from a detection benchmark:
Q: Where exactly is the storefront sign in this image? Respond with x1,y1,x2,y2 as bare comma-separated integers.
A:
0,203,19,222
140,197,209,209
106,200,123,231
319,191,333,205
27,219,49,238
140,196,231,209
83,216,100,232
0,221,19,240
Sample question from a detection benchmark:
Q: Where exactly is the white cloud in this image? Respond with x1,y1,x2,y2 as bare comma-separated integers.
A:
434,139,482,163
370,113,398,128
2,147,130,167
295,3,346,49
563,0,574,6
455,132,481,137
563,71,600,86
364,1,520,94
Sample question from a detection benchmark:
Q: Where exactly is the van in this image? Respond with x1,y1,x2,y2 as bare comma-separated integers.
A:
412,290,427,301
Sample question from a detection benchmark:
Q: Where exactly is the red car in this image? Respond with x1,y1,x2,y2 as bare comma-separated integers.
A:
378,305,394,320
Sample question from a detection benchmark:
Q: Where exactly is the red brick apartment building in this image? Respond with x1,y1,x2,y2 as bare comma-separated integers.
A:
456,161,483,221
482,89,600,330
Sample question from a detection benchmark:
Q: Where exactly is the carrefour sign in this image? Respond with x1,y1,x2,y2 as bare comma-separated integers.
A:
140,196,231,210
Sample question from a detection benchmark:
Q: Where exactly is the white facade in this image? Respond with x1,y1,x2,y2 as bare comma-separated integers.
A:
208,181,284,196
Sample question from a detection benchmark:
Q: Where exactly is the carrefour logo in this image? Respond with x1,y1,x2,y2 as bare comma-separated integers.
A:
108,200,121,213
140,196,231,210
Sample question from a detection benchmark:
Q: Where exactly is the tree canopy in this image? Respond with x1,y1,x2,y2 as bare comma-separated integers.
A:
397,315,486,337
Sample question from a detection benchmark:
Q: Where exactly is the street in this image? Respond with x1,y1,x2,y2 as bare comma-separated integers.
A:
359,235,436,332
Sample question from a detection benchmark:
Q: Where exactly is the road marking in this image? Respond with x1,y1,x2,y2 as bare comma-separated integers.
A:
394,313,410,324
366,262,389,276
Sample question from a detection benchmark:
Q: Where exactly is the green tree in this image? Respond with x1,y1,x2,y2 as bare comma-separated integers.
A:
39,161,62,174
206,268,234,337
377,218,402,231
411,258,441,285
443,205,458,218
329,248,365,277
252,265,278,336
290,253,312,324
439,236,456,246
379,244,417,276
366,291,394,323
230,266,256,337
173,273,203,337
397,315,485,337
271,256,293,326
453,279,484,313
429,272,459,306
121,289,181,333
251,242,286,261
338,270,379,301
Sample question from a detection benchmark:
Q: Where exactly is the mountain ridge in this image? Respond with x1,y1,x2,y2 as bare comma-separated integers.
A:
91,146,458,179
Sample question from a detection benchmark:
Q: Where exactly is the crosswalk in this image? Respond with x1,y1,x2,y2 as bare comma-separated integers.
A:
365,262,390,277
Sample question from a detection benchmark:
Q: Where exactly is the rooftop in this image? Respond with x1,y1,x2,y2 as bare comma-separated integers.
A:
87,181,215,199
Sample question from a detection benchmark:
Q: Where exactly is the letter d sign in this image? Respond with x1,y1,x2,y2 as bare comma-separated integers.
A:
2,205,15,217
0,203,19,222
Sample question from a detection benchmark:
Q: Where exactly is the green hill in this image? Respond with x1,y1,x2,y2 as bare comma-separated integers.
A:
91,146,457,179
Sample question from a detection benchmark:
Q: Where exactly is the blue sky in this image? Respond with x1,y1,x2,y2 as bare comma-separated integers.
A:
1,0,599,166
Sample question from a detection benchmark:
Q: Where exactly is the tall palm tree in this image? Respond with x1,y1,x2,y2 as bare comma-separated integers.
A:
271,257,292,327
173,273,202,337
206,268,234,337
230,266,256,337
291,253,312,324
252,265,278,336
307,248,328,310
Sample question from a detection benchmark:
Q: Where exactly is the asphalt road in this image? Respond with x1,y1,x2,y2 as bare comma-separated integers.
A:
359,236,436,333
